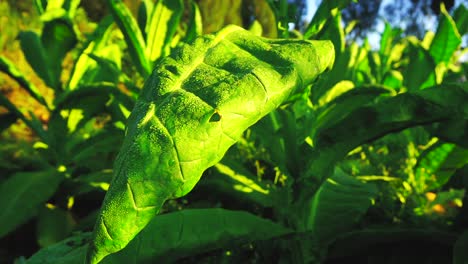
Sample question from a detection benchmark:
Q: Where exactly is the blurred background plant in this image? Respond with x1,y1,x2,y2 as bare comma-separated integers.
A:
0,0,467,263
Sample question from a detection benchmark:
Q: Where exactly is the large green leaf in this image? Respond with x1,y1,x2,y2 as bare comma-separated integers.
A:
86,25,335,263
0,169,64,238
307,168,377,243
29,209,291,264
145,0,183,63
107,0,151,77
101,208,292,262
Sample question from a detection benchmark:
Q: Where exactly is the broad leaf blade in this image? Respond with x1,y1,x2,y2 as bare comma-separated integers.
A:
0,169,64,238
86,25,334,263
101,209,291,262
29,209,291,263
307,168,377,243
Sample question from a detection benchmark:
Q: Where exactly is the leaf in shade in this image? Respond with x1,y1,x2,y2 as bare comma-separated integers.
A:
101,209,292,263
0,169,64,238
0,112,18,132
29,209,291,264
41,18,77,89
307,168,377,243
19,31,55,88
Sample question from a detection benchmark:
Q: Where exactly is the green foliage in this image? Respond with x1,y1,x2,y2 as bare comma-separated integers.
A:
307,168,378,243
0,0,133,251
0,169,64,238
1,0,467,263
27,209,292,264
86,25,334,264
107,0,183,78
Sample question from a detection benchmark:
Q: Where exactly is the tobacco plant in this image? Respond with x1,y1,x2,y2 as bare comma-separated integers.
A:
0,0,132,248
2,0,468,263
84,24,334,263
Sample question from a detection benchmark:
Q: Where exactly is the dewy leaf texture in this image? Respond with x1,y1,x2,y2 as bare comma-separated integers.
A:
86,25,334,263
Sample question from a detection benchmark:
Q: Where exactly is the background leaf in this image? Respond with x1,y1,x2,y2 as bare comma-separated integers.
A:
28,209,292,263
101,208,292,263
0,169,64,238
145,0,183,63
19,31,55,88
107,0,151,77
307,168,378,242
40,18,77,90
429,4,461,65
